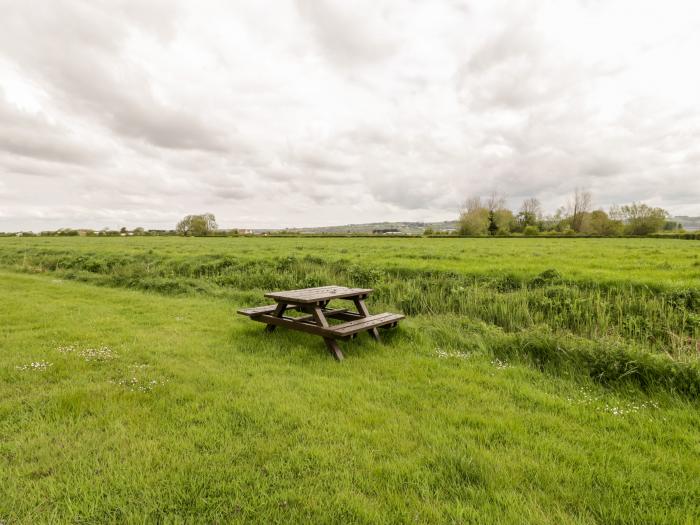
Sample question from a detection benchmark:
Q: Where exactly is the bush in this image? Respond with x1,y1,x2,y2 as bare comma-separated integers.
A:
523,225,539,236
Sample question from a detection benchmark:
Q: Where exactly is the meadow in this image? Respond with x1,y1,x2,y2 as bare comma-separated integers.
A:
1,236,699,523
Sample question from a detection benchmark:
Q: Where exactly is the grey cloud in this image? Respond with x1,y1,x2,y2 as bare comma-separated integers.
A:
295,0,401,66
0,1,226,153
1,0,699,230
0,97,102,166
581,156,623,178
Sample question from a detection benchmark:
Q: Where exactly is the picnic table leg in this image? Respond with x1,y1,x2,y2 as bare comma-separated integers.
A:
323,338,344,361
353,297,381,342
309,304,344,361
265,302,287,332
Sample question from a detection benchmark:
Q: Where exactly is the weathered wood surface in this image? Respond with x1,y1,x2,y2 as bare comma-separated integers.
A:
237,304,287,317
327,313,404,336
239,306,352,322
265,286,373,304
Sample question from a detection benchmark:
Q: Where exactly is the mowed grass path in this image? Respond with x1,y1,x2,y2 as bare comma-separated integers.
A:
1,271,699,523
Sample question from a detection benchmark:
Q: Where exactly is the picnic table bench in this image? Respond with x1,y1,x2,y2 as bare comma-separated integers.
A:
238,286,404,360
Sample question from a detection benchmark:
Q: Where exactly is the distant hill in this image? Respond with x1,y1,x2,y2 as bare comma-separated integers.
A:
672,216,700,231
276,220,459,235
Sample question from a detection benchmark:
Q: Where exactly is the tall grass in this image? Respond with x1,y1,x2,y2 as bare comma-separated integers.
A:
3,247,698,358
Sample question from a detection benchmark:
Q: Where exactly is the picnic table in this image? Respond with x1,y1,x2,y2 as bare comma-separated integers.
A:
237,286,404,360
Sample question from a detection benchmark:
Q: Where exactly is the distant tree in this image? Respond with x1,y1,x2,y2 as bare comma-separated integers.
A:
133,227,145,236
458,197,489,235
551,206,571,232
423,227,434,236
483,192,514,234
515,198,542,231
618,203,668,235
487,210,498,236
486,191,506,213
523,225,539,236
493,208,515,234
119,227,128,234
589,210,623,236
570,188,592,232
176,213,218,236
459,193,515,236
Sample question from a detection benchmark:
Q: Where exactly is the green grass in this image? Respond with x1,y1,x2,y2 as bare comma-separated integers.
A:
2,237,698,359
1,237,699,523
2,236,700,288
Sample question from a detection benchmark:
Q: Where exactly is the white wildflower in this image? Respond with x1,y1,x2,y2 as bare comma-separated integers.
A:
78,346,116,361
435,348,471,359
16,361,52,371
491,358,509,369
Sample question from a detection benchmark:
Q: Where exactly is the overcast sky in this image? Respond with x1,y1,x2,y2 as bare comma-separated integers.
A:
1,0,699,231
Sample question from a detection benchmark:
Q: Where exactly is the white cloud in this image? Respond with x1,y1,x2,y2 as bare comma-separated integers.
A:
0,0,699,231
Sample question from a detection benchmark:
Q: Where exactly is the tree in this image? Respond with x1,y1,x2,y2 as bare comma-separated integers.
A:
493,208,515,234
458,197,489,235
516,198,542,231
588,210,623,236
487,210,498,236
486,191,506,213
570,188,592,232
176,213,218,236
458,193,516,235
520,197,542,218
618,203,668,235
481,192,514,234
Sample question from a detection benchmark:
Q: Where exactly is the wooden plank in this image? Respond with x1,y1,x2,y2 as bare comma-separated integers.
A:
238,304,301,317
250,314,336,337
328,313,405,336
265,286,373,304
237,304,278,316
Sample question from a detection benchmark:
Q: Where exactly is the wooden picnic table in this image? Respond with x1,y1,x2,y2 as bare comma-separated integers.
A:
238,286,404,360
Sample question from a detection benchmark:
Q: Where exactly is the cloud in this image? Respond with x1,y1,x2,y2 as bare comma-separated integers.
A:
0,96,103,166
1,0,699,231
295,0,401,66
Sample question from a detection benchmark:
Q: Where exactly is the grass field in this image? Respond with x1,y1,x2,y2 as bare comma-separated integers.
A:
1,237,699,523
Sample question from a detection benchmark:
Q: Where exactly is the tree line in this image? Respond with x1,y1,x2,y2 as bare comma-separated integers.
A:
456,189,679,236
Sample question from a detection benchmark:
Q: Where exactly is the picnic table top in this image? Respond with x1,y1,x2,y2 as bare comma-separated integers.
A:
264,285,373,304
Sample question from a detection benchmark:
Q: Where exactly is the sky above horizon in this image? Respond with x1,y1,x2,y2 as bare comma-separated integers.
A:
1,0,699,231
